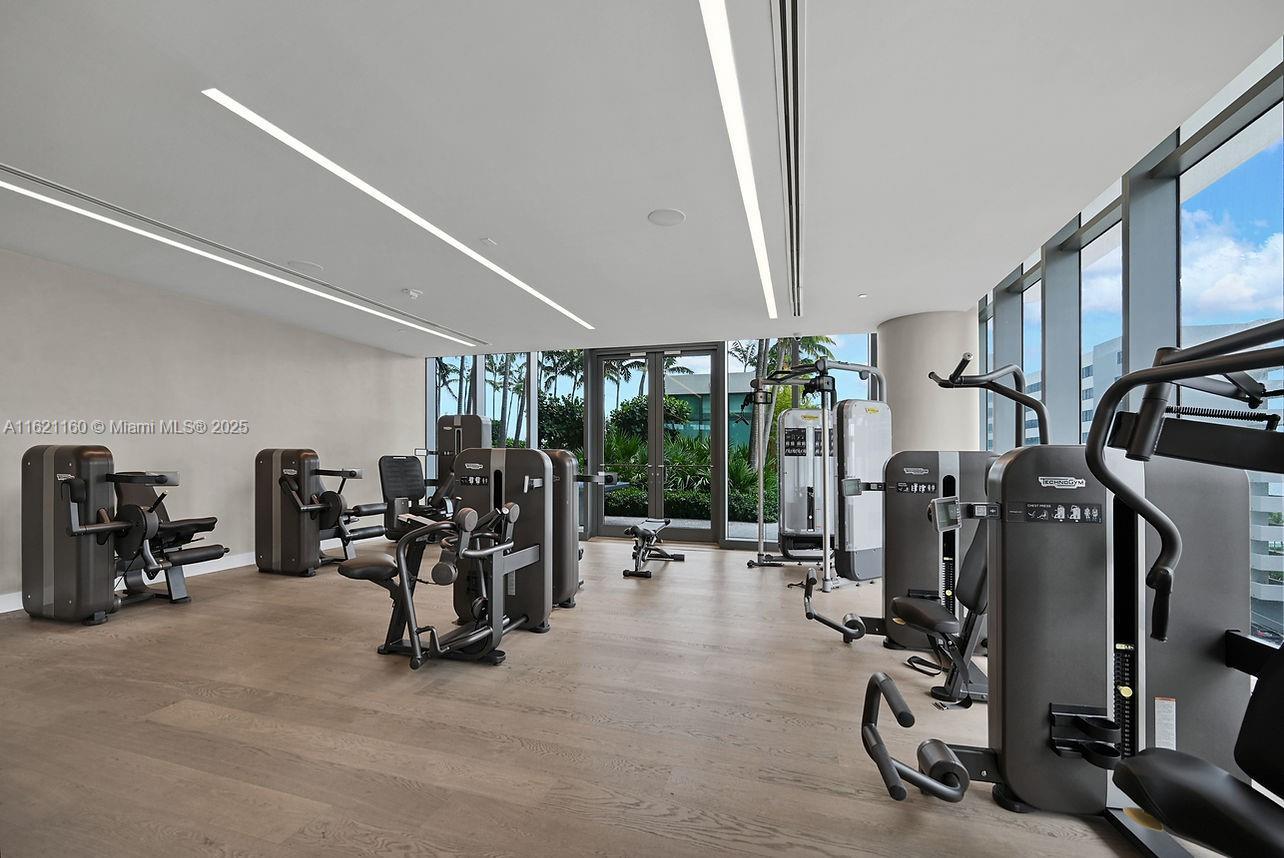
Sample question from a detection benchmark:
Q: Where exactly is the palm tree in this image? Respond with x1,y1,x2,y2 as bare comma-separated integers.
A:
625,357,648,396
510,364,528,445
436,358,456,410
539,350,584,399
728,340,759,373
485,354,520,444
602,361,631,411
457,355,470,412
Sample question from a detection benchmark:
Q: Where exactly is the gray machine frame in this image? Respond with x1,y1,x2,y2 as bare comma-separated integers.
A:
746,358,888,594
862,322,1281,857
254,448,386,576
22,444,227,624
848,355,1047,709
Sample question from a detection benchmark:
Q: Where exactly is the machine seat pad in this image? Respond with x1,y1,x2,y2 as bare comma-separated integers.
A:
624,518,671,541
163,544,228,567
158,516,218,537
337,556,399,583
1113,748,1284,857
890,596,960,637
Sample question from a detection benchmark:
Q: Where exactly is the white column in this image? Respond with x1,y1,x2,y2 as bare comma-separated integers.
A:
876,310,980,454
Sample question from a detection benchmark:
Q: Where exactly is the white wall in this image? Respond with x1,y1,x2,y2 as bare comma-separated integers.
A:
877,310,980,454
0,248,424,600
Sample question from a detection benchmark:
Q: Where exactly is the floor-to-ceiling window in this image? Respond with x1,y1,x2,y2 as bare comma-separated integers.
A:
483,353,530,447
727,339,776,542
537,349,585,454
436,354,475,416
1022,282,1044,444
1080,222,1124,442
538,349,587,530
1179,103,1284,643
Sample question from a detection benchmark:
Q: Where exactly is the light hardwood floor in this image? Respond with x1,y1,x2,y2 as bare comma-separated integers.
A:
0,539,1135,857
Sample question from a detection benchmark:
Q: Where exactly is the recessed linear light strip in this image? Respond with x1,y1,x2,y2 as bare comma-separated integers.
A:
202,88,595,331
699,0,779,320
0,178,474,346
0,161,484,346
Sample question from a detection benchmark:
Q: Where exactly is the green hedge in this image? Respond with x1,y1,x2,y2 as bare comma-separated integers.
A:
603,486,778,523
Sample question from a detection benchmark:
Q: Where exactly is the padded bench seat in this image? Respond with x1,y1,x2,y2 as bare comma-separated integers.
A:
890,595,961,637
1113,747,1284,857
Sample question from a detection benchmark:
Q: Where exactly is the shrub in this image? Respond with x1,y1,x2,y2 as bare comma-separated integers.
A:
539,393,585,451
611,394,692,438
729,488,777,523
604,486,648,518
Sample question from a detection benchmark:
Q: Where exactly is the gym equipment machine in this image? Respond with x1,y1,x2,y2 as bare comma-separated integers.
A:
861,320,1282,857
254,449,386,576
621,518,686,579
383,415,494,540
546,448,607,608
340,447,554,666
378,453,453,541
1085,319,1283,856
21,444,228,624
746,359,890,591
852,354,1049,708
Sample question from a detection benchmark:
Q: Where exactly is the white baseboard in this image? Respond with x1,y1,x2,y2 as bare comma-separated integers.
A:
0,538,351,616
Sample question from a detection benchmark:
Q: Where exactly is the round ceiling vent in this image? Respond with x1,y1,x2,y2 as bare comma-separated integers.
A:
285,259,325,275
647,208,686,227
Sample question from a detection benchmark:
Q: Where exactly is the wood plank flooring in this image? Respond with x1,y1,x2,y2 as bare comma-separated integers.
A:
0,539,1135,857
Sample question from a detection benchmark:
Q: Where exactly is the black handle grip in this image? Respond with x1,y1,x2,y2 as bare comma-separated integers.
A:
949,353,973,382
877,674,915,728
1148,567,1173,642
861,724,908,801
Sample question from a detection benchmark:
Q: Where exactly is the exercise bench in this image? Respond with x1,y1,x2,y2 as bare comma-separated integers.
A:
622,518,685,579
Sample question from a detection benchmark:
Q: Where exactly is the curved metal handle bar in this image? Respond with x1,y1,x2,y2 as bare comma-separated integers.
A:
818,359,887,396
860,673,967,803
1085,341,1284,642
394,520,460,578
929,359,1050,446
459,540,515,560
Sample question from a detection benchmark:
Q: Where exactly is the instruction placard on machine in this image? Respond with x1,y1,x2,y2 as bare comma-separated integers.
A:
781,427,835,457
775,426,837,459
1009,502,1103,523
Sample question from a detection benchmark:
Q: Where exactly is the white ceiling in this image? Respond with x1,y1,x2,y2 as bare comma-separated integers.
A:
0,1,1281,357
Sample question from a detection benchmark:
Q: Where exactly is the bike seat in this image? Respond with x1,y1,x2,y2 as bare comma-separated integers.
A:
337,556,399,583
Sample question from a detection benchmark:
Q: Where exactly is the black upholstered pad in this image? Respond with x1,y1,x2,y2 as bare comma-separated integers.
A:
163,544,227,567
379,456,427,503
158,516,218,536
337,556,399,583
890,596,961,637
625,518,670,541
1114,748,1284,857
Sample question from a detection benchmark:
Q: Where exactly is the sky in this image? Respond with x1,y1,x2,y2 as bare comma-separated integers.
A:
1079,135,1283,354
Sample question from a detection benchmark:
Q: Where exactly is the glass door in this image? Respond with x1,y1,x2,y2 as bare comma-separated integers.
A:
592,345,722,542
598,352,651,535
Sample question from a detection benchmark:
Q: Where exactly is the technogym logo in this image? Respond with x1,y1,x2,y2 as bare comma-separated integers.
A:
464,463,483,470
903,467,929,476
1038,476,1086,489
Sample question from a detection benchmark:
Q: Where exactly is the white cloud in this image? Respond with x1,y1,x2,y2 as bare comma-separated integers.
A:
1081,243,1123,314
1181,209,1283,322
